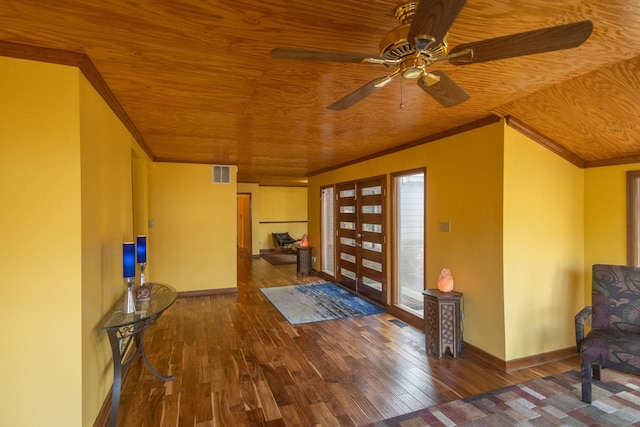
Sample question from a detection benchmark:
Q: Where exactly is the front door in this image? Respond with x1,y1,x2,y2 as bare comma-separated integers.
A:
336,176,386,304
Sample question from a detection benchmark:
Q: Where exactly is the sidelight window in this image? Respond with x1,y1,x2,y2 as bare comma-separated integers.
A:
392,169,426,317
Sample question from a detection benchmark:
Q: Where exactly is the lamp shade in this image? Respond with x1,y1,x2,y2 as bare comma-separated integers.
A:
136,235,146,263
123,242,135,278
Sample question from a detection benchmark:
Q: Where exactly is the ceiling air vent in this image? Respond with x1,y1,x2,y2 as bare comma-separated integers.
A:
211,165,231,184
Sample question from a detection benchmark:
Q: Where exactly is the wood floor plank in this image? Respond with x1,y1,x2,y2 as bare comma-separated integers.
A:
111,255,580,426
255,378,283,421
326,383,370,426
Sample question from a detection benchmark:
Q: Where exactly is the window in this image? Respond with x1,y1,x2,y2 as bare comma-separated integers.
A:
627,171,640,266
392,169,425,317
321,186,335,275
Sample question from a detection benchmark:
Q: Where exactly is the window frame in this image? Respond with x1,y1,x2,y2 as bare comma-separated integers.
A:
626,170,640,266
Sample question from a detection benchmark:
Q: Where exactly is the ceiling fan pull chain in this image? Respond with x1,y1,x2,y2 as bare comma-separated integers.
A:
400,79,404,109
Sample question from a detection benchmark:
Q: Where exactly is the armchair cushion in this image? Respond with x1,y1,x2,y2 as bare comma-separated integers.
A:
580,329,640,373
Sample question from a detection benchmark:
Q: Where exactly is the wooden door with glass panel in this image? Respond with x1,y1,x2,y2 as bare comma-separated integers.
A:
336,177,386,305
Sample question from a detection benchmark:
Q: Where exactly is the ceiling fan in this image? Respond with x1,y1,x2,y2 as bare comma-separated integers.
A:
270,0,593,110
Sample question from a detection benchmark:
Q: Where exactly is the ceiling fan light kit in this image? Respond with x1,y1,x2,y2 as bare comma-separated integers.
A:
270,0,593,110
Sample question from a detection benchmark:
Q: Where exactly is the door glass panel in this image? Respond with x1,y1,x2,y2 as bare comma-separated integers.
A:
361,186,381,196
340,253,356,263
340,221,356,230
362,241,382,252
340,237,356,246
362,259,382,272
362,205,382,214
340,189,355,198
362,223,382,233
341,268,356,280
340,205,355,213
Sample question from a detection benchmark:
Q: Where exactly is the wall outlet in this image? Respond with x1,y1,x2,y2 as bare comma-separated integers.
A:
312,256,316,262
439,221,451,232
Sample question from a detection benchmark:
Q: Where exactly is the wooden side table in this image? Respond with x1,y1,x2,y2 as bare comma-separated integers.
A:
297,246,313,275
423,289,463,358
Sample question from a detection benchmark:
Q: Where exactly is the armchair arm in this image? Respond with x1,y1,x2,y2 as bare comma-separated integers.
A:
575,306,592,351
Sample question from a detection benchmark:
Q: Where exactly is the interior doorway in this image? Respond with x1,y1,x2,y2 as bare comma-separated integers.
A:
237,193,252,256
335,176,386,305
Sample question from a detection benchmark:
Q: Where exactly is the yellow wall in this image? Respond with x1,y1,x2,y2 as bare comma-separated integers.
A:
148,163,237,291
0,56,144,426
0,57,83,427
503,126,584,361
257,186,308,251
79,74,148,426
308,122,505,357
584,163,640,301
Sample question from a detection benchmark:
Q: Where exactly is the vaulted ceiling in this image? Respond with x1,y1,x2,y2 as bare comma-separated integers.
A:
0,1,638,185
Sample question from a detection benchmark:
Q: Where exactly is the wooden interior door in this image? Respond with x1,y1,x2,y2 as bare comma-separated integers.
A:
237,193,251,254
336,177,386,305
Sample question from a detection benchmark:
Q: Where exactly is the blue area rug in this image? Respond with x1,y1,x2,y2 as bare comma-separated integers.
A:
260,282,385,325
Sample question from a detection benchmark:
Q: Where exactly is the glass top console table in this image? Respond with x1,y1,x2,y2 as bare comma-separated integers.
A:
102,282,176,427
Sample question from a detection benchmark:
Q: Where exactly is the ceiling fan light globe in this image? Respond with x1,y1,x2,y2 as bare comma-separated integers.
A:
403,68,424,79
400,56,427,79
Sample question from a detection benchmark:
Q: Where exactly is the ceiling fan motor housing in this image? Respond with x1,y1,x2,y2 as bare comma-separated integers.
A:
379,2,449,78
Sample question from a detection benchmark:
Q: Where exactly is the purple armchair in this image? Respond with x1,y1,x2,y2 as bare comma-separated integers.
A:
575,264,640,403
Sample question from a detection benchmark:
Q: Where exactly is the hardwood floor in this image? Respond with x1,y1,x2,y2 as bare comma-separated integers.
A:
114,254,579,426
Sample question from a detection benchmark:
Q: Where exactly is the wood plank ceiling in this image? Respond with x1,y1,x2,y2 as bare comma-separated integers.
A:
0,0,638,185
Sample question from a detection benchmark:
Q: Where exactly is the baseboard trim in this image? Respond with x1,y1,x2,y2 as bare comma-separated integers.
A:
461,343,508,370
177,287,238,298
462,343,578,372
505,346,577,372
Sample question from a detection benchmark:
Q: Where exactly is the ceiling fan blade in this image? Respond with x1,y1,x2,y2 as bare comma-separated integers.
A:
270,47,380,63
417,70,470,108
407,0,467,50
327,74,397,110
449,20,593,65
